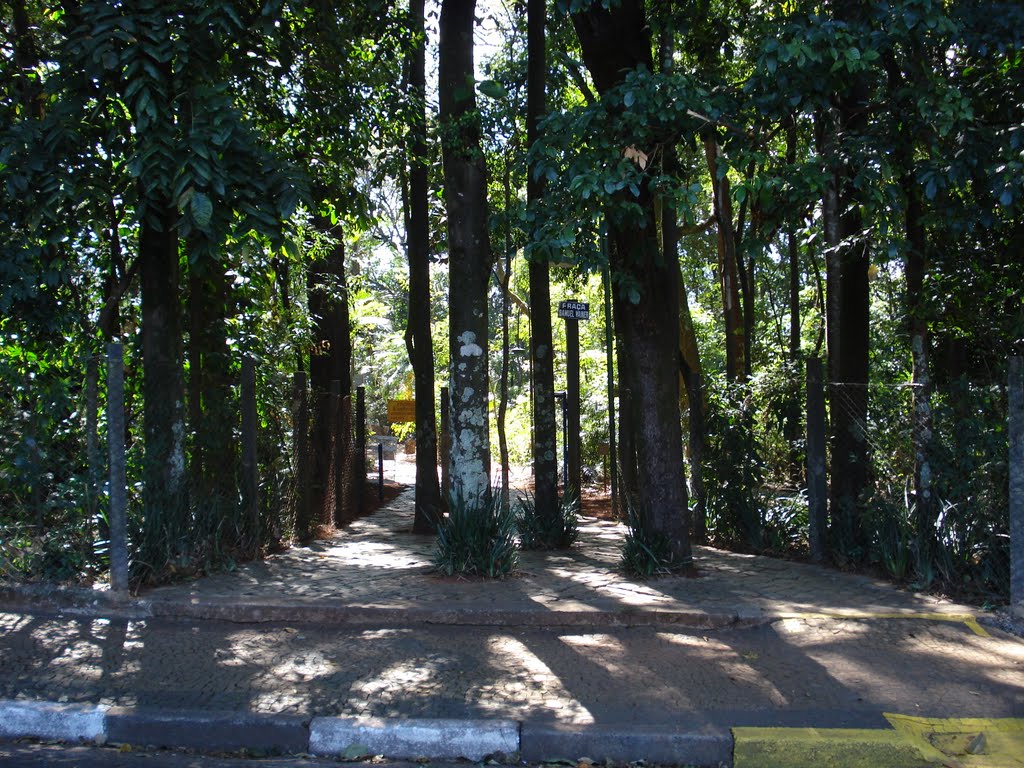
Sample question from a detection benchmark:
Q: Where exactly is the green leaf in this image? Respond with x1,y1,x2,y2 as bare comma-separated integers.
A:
190,192,213,228
478,80,508,100
624,90,635,108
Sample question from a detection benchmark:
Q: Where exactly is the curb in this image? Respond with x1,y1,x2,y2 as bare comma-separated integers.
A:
0,699,730,766
0,584,766,630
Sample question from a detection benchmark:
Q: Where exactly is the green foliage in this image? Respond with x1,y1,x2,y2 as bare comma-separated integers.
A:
859,379,1010,599
620,500,690,579
703,379,766,551
515,489,579,550
434,491,519,579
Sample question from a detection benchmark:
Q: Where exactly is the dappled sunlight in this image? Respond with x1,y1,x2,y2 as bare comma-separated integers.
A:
478,635,595,724
655,631,789,707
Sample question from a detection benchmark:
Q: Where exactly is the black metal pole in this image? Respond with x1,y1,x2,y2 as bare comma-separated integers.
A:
378,442,384,501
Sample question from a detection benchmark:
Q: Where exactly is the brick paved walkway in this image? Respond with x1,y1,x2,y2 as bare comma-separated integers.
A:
1,464,1022,739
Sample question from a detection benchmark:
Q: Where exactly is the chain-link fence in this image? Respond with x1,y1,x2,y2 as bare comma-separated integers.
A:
1,347,369,587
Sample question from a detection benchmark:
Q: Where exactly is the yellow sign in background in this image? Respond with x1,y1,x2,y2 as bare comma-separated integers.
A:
387,399,416,423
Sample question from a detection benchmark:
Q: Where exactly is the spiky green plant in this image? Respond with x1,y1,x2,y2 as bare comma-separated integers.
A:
515,489,579,550
434,490,518,578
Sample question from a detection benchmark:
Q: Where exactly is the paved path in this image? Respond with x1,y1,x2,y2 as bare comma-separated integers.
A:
137,485,982,626
1,466,1022,765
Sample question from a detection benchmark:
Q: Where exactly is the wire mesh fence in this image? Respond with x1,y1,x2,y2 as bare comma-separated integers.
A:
0,349,369,587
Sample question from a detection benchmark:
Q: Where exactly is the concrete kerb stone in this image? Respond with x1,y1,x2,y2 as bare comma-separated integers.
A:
0,583,769,630
0,700,107,743
308,716,520,761
0,700,739,766
520,721,733,766
104,707,310,753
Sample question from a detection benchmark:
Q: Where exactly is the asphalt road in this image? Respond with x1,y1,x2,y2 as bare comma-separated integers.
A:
0,743,455,768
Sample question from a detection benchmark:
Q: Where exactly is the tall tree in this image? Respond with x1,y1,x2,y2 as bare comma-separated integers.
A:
439,0,492,504
405,0,443,531
526,0,560,522
571,0,691,564
823,0,872,556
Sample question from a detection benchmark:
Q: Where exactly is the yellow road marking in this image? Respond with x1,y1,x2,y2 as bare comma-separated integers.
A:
886,714,1024,768
733,717,1024,768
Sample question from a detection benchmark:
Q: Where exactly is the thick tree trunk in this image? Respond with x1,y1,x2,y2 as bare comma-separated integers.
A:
140,202,188,571
440,0,492,505
572,0,690,563
308,215,352,533
527,0,559,518
821,19,872,555
405,0,443,532
614,292,639,504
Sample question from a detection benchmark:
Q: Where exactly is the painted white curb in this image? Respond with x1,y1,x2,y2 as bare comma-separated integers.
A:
309,716,520,760
0,700,107,741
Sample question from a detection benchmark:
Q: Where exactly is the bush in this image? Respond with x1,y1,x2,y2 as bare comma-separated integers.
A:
620,501,691,579
434,490,518,578
515,489,579,550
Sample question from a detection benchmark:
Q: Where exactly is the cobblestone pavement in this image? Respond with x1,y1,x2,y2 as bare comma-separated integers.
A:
140,475,980,623
2,459,1022,731
1,611,1022,724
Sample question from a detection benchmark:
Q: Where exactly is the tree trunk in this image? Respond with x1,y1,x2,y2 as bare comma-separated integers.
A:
405,0,443,531
887,51,936,569
704,138,745,382
679,272,708,543
784,119,804,481
527,0,559,518
140,202,188,572
308,214,352,531
188,258,237,528
440,0,492,505
572,0,690,563
497,164,513,512
821,12,872,555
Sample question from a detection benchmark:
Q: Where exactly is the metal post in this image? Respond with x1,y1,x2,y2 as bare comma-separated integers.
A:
378,442,385,501
1010,355,1023,617
807,356,828,562
356,386,366,513
565,317,582,497
106,343,129,597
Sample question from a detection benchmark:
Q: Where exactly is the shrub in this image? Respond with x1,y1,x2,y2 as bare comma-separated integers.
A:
434,490,518,578
620,501,691,579
515,489,579,550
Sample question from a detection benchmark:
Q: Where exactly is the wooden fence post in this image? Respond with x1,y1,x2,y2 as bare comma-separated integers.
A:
241,357,260,554
292,371,312,540
106,343,129,597
807,356,828,562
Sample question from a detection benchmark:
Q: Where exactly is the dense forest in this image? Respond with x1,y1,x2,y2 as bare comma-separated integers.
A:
2,0,1022,599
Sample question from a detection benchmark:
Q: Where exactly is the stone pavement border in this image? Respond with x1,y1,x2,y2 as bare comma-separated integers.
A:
0,699,731,765
7,701,1023,766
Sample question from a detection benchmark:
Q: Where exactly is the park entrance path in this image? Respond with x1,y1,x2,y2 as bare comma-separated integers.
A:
138,468,978,629
1,458,1022,764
